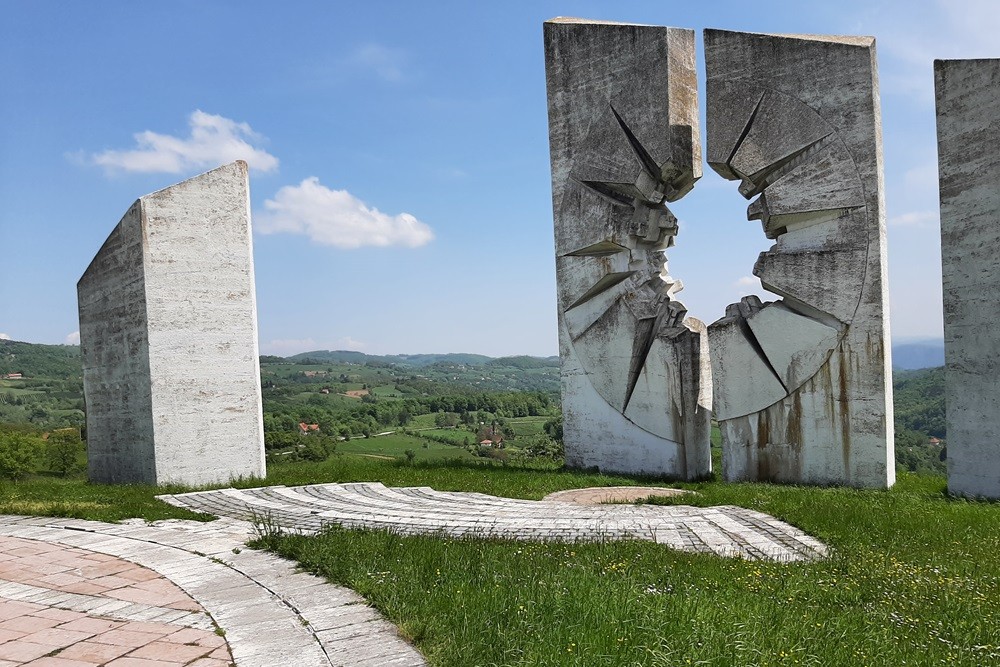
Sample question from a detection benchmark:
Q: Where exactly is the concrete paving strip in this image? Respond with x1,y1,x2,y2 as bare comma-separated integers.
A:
0,515,426,666
160,483,829,562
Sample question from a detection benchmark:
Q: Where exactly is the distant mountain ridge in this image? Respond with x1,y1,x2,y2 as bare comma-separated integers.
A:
287,350,560,369
0,338,940,375
892,341,945,371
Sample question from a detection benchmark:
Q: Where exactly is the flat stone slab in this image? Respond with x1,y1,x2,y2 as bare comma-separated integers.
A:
159,483,828,562
543,486,693,504
0,515,425,666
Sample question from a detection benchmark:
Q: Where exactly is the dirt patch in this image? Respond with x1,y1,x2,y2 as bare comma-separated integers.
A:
543,486,693,505
343,389,370,398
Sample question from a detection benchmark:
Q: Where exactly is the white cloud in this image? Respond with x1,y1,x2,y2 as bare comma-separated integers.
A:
334,336,368,350
733,274,771,302
89,110,279,175
349,43,408,82
889,211,938,228
0,333,10,341
256,177,434,249
261,338,318,357
65,331,80,345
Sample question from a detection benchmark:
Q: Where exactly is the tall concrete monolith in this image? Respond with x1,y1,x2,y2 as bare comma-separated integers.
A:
544,18,712,479
935,58,1000,498
704,30,894,488
78,161,266,486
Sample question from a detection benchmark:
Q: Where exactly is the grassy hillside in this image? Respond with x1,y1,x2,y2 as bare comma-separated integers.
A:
0,339,81,380
0,341,84,429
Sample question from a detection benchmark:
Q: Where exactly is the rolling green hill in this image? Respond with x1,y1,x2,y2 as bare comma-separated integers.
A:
0,339,82,380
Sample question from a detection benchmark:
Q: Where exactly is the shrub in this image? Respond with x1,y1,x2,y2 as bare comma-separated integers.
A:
0,432,42,480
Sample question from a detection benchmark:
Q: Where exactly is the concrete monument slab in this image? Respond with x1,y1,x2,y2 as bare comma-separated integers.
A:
78,161,265,486
935,58,1000,499
704,29,894,488
544,18,711,479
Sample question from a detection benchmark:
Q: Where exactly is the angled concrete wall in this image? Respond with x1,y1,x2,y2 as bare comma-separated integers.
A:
544,18,711,479
704,30,894,488
78,161,266,486
935,59,1000,498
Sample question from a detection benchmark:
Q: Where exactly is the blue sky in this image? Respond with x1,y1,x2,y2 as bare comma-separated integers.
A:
1,1,994,357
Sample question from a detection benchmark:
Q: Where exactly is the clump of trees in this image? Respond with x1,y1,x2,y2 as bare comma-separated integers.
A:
0,425,84,479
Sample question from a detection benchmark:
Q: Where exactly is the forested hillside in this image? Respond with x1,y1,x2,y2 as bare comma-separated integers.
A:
0,340,81,380
893,367,946,474
0,340,84,428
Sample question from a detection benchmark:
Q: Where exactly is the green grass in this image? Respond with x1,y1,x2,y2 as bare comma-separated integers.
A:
408,413,439,428
370,385,403,398
419,428,473,446
6,451,998,666
0,454,651,522
0,475,210,523
260,455,651,497
252,470,1000,667
506,416,548,436
337,433,473,461
0,383,44,396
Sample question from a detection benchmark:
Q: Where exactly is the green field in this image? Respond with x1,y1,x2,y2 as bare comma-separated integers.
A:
0,382,44,397
506,416,548,436
337,433,473,461
419,428,472,446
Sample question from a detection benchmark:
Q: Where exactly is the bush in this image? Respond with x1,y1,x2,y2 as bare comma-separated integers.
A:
0,432,42,480
300,439,329,462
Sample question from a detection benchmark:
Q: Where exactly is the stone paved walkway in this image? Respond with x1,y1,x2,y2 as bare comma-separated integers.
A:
160,483,828,562
0,516,425,666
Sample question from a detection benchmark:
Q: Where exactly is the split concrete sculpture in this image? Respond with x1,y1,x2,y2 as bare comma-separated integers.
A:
543,18,712,479
935,59,1000,498
78,161,266,486
704,30,894,488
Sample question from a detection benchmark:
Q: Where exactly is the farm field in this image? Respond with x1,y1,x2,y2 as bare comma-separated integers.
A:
336,433,474,461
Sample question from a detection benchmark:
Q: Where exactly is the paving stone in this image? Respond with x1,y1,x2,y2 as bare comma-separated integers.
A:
0,517,425,666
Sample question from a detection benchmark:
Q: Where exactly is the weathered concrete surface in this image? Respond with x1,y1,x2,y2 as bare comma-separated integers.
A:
78,161,266,486
161,482,829,562
544,18,711,479
704,30,894,488
935,59,1000,499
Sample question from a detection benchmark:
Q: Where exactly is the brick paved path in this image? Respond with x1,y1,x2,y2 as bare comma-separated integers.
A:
160,483,828,562
0,534,230,666
0,516,424,666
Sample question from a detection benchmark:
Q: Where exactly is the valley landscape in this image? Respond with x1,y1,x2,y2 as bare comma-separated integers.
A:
0,337,990,666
